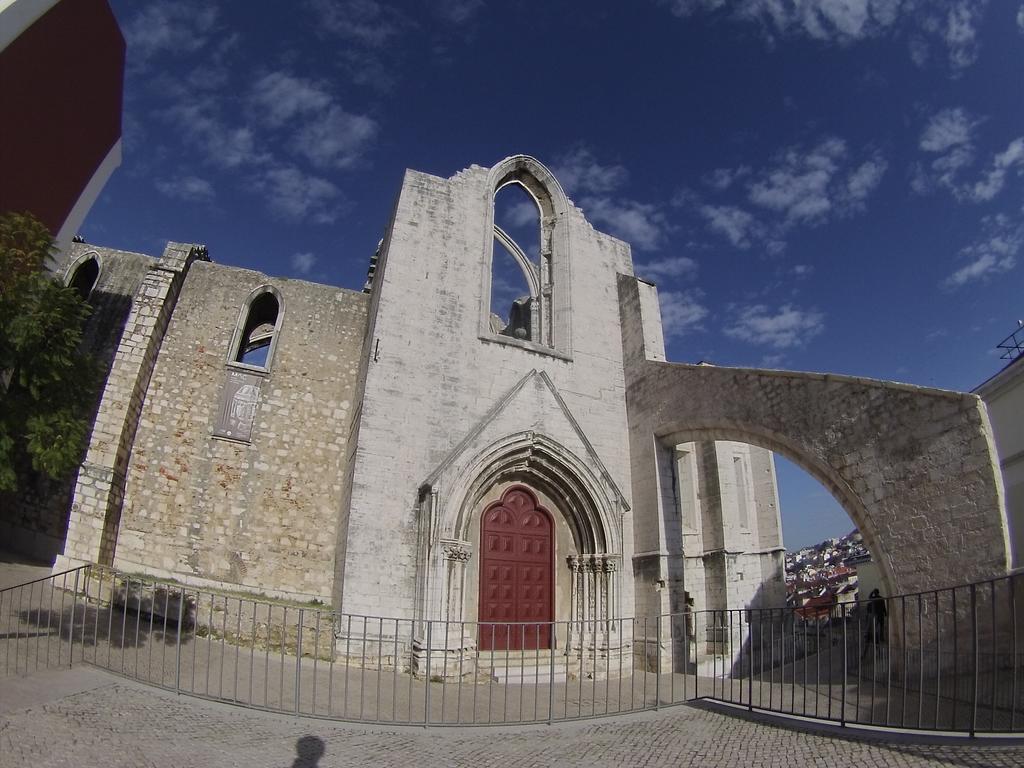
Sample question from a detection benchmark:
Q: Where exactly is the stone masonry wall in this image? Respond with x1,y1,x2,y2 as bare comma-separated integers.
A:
2,244,153,562
112,261,368,602
56,243,208,573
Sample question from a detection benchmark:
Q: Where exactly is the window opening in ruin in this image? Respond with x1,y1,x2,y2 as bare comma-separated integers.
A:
68,257,99,300
232,290,281,370
490,182,542,342
674,444,701,534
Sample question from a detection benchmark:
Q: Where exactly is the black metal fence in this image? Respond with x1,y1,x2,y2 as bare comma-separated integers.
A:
2,564,1022,732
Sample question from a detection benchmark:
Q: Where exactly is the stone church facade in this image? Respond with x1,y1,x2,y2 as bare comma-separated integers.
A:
3,155,1010,669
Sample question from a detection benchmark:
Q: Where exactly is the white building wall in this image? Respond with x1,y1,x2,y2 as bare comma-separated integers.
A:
976,357,1024,569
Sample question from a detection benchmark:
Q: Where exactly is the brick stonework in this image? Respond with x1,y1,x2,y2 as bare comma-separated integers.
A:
109,262,368,602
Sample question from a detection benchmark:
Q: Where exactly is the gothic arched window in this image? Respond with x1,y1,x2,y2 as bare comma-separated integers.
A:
482,156,572,357
228,286,283,371
66,254,100,300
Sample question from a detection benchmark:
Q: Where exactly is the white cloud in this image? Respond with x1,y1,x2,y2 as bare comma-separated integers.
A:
307,0,409,47
123,3,219,66
663,0,988,72
254,165,342,224
659,290,709,339
550,147,669,250
747,138,885,224
248,73,378,169
636,255,699,280
291,252,317,275
292,105,377,169
154,175,214,202
699,205,758,248
943,214,1022,288
1018,5,1024,32
250,73,333,127
502,200,540,229
580,197,668,250
703,166,750,191
969,138,1024,202
164,98,266,169
840,155,889,210
916,108,1024,203
919,107,977,153
944,2,981,70
552,147,629,197
724,304,825,349
678,138,885,253
435,0,485,24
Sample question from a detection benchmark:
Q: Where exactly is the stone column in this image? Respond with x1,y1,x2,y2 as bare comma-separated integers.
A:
567,554,622,675
54,243,208,572
412,539,476,679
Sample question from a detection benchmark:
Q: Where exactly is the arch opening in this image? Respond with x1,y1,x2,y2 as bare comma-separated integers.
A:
481,156,572,355
230,287,282,370
659,427,895,606
490,182,540,341
67,256,99,300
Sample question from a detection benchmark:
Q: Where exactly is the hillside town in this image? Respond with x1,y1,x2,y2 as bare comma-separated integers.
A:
785,530,873,619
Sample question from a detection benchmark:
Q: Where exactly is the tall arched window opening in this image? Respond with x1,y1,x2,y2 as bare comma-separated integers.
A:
482,156,572,356
230,288,282,371
490,183,541,342
67,256,99,300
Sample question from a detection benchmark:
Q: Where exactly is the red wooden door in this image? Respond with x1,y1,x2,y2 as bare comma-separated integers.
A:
479,486,553,651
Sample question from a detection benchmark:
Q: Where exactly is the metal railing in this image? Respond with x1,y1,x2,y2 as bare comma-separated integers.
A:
997,324,1024,363
2,564,1022,732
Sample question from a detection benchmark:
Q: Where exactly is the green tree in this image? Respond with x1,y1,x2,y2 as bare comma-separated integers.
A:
0,212,98,492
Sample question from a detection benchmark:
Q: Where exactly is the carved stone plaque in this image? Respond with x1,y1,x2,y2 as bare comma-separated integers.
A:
214,370,262,442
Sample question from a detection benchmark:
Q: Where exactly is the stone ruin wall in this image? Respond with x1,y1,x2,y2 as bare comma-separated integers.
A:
110,261,369,603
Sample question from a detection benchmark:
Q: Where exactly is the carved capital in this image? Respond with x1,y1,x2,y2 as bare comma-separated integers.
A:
442,543,472,563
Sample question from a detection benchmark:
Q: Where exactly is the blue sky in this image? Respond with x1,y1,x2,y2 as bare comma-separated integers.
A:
84,1,1023,550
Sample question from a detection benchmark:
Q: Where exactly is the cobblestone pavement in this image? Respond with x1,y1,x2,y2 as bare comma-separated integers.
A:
1,667,1023,767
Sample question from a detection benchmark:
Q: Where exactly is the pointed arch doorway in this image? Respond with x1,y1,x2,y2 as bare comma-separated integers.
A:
478,485,553,651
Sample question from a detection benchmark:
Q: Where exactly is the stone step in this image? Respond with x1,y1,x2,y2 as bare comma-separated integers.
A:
490,664,568,685
477,650,559,668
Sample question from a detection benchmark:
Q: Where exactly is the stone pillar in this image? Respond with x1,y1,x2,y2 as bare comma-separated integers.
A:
567,554,623,676
54,243,208,572
411,539,476,679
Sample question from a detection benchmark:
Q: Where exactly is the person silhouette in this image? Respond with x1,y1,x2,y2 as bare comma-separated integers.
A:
861,588,887,659
291,736,325,768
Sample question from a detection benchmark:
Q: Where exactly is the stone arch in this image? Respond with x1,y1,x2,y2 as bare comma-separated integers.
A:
416,430,625,646
480,155,573,355
659,424,896,600
446,432,622,558
64,250,101,300
626,364,1008,598
619,273,1009,597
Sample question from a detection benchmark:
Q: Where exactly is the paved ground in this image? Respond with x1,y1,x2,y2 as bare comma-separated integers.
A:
0,551,50,591
1,665,1023,767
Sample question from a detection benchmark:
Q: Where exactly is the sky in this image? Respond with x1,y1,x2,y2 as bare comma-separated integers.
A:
83,1,1023,550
